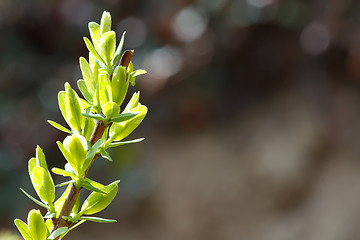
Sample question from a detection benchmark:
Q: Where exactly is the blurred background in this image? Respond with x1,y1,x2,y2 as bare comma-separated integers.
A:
1,0,360,239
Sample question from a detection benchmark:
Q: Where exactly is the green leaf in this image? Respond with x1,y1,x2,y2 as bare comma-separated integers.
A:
111,112,138,123
51,168,77,180
28,209,47,240
80,180,120,215
111,32,126,67
63,135,87,176
47,120,72,134
100,11,111,35
111,66,128,106
14,219,32,240
123,92,140,113
88,21,101,47
58,91,69,127
99,148,112,162
95,58,108,69
103,102,120,119
47,227,68,240
36,146,48,172
65,85,85,133
109,138,145,148
79,57,96,95
98,73,112,107
81,112,106,121
56,141,74,170
83,139,102,170
55,180,75,188
43,212,56,219
28,157,36,179
82,109,96,141
81,181,106,194
79,216,117,223
83,37,105,64
77,79,93,103
99,31,116,63
20,188,49,210
109,104,148,141
31,166,55,205
130,69,147,78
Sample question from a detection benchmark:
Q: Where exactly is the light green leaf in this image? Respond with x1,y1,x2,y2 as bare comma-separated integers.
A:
55,180,75,188
99,148,112,162
51,168,77,179
20,188,49,210
28,209,47,240
45,219,53,234
79,216,117,223
111,32,126,67
80,180,120,215
14,219,32,240
58,91,69,127
130,69,147,78
99,31,116,63
81,181,106,194
98,73,112,107
88,21,101,48
111,112,138,123
28,157,36,179
82,109,96,141
47,227,68,240
65,85,85,133
64,135,87,176
79,57,96,95
109,138,145,148
109,104,148,141
77,79,93,103
81,112,106,121
111,66,128,106
83,37,105,64
103,102,120,119
43,212,56,219
56,141,74,168
31,166,55,205
36,146,48,171
100,11,111,35
123,92,140,113
47,120,71,134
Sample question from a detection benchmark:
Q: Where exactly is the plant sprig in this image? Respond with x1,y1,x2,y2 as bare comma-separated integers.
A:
14,11,148,240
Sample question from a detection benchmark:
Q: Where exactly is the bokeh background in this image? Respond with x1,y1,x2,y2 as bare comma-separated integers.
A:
1,0,360,239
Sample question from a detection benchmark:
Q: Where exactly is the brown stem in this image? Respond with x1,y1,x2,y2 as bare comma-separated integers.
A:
51,120,107,238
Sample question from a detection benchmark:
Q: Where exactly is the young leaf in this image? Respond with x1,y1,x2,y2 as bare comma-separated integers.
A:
28,209,47,240
55,180,75,188
81,112,106,121
77,79,93,103
109,104,148,141
58,91,69,127
99,31,116,63
47,120,72,134
56,141,75,171
111,32,126,67
54,184,71,218
83,37,105,64
30,166,55,205
109,138,145,148
36,146,48,171
79,57,96,95
79,216,117,223
44,212,56,219
98,73,112,107
103,102,120,120
14,219,32,240
111,65,128,106
83,139,102,171
80,180,120,215
51,168,77,180
88,21,101,45
110,112,138,123
99,148,112,162
20,188,49,210
65,85,85,133
47,227,68,240
81,181,106,194
100,11,111,35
